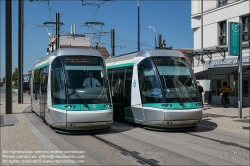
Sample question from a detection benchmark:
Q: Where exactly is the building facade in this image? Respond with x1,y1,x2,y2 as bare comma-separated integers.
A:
47,26,110,59
191,0,250,106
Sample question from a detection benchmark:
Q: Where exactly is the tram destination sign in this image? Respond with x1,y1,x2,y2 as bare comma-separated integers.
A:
228,22,241,56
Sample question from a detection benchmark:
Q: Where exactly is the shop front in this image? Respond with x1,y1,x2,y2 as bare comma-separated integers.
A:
195,56,250,107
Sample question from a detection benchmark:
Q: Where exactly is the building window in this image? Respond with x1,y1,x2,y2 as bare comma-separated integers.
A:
218,0,227,7
218,21,227,45
242,15,250,41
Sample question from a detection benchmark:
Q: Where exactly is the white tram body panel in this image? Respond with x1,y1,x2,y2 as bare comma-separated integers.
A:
31,48,113,131
106,49,202,128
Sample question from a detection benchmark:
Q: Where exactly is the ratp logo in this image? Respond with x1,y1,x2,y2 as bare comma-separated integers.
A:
232,23,239,33
133,80,136,88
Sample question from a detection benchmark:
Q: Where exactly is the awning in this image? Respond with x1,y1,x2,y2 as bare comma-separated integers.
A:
195,66,249,80
195,66,238,80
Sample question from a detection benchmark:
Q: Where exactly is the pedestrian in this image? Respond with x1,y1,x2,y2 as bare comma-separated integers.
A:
196,81,204,107
219,82,232,108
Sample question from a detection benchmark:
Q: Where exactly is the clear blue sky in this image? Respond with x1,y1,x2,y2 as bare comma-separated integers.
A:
0,0,193,79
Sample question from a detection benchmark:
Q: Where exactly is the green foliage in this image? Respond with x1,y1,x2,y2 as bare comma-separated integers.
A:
12,68,18,81
12,85,18,89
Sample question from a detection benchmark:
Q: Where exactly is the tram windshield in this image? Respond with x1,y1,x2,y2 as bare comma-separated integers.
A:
152,57,199,103
51,56,111,105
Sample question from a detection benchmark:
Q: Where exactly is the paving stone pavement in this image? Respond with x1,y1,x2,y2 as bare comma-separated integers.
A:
200,104,250,136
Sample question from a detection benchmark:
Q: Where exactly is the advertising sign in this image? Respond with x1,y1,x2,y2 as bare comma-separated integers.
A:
228,22,241,56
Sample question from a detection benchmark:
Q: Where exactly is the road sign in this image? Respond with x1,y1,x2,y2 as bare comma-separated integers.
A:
228,22,241,56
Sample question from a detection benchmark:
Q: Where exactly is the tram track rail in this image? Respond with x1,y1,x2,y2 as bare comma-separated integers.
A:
92,135,161,166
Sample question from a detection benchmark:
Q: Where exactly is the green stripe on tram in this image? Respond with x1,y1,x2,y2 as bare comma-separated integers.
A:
52,103,112,111
143,102,202,109
34,62,50,69
107,62,133,69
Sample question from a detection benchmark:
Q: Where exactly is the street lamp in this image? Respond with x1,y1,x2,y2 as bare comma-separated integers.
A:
149,26,157,48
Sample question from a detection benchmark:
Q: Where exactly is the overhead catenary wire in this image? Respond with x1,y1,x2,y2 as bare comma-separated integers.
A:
33,1,85,25
30,1,151,50
24,21,152,49
47,0,52,22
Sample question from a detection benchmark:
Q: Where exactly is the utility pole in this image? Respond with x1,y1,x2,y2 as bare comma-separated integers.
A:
6,0,12,114
43,20,64,52
18,0,24,104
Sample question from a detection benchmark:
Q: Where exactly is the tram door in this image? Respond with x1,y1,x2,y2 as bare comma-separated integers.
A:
112,69,126,119
40,66,49,120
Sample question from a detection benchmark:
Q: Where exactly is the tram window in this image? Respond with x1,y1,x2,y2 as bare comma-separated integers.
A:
33,68,41,102
112,70,119,96
138,58,164,104
41,66,49,93
152,57,199,102
51,57,66,104
107,69,113,92
118,69,125,95
108,70,112,80
124,67,133,107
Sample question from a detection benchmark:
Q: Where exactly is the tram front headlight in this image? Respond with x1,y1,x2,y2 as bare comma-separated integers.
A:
104,104,112,108
196,103,202,107
64,105,72,109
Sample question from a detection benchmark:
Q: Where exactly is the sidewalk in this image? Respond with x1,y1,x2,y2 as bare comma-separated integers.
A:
0,89,62,165
200,104,250,136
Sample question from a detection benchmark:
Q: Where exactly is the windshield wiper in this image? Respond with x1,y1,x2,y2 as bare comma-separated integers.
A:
162,71,168,93
162,71,184,106
65,83,90,110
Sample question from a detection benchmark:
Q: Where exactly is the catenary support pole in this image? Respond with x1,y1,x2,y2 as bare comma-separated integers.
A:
201,0,203,61
111,29,115,57
6,0,12,114
238,24,243,118
18,0,24,103
137,0,140,51
56,13,60,50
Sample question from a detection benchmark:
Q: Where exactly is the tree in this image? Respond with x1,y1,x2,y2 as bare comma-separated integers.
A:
12,68,18,81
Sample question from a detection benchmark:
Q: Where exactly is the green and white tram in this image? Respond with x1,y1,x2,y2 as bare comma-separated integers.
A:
105,49,202,128
31,48,112,131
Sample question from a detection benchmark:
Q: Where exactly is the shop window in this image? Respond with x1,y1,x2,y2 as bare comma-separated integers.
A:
218,0,227,7
229,74,236,97
217,80,221,96
242,15,250,41
218,21,227,45
243,80,249,97
212,80,217,96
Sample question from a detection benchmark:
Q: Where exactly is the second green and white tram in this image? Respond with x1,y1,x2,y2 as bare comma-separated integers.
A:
105,49,202,128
